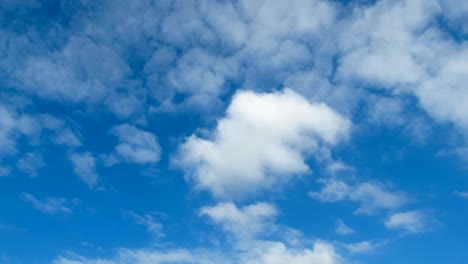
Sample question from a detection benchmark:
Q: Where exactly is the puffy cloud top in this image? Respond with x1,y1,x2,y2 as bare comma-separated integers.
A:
177,89,351,199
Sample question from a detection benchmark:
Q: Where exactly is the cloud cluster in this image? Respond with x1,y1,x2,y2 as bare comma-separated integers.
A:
0,0,462,263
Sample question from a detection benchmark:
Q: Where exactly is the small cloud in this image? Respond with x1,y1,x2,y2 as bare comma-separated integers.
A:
70,152,99,188
104,124,161,167
16,152,44,178
335,219,355,235
310,178,407,214
0,166,11,177
21,192,78,215
345,240,384,254
200,202,278,240
384,210,436,234
453,190,468,198
123,211,165,239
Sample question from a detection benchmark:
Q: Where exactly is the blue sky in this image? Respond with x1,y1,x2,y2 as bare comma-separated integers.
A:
1,0,468,263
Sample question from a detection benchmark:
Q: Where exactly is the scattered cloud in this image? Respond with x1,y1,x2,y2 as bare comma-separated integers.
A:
385,210,436,234
200,202,277,240
123,211,164,239
310,178,407,214
345,240,384,254
21,193,77,215
16,152,44,177
70,152,99,188
335,219,355,236
104,124,161,166
240,241,342,264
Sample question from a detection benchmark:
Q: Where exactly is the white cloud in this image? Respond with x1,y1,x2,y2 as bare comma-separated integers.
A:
16,152,44,178
200,202,277,240
124,211,164,239
240,241,341,264
0,104,39,157
54,199,344,264
39,114,82,147
70,152,99,188
54,241,342,264
385,210,434,234
177,89,350,199
310,178,407,214
335,219,355,236
337,0,468,137
105,124,161,166
53,247,229,264
344,240,383,254
15,36,130,104
21,192,76,215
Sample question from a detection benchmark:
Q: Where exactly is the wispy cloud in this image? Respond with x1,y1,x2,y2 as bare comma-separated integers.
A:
21,193,78,215
335,219,356,235
123,211,165,239
385,210,437,234
310,178,407,214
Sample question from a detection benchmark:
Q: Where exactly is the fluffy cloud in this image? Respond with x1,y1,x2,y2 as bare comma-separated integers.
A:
200,202,277,240
385,210,435,234
337,0,468,136
104,124,161,166
55,201,343,264
310,178,407,214
39,114,82,147
70,152,99,188
240,241,341,264
177,89,350,198
344,240,383,254
21,193,77,215
54,242,341,264
14,36,131,104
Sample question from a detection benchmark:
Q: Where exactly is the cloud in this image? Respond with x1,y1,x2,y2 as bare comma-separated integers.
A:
53,248,227,264
200,202,277,240
453,190,468,198
0,103,39,157
123,211,164,239
54,241,342,264
240,241,341,264
176,89,350,199
310,178,407,214
14,36,131,104
104,124,161,166
16,152,44,177
200,201,342,264
39,114,82,147
337,0,468,138
70,152,99,188
335,219,355,236
384,210,435,234
21,193,76,215
344,240,383,254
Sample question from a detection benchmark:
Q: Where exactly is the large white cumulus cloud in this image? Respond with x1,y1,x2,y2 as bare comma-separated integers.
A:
176,89,351,198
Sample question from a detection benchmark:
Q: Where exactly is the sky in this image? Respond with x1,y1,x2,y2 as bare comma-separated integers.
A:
1,0,468,263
